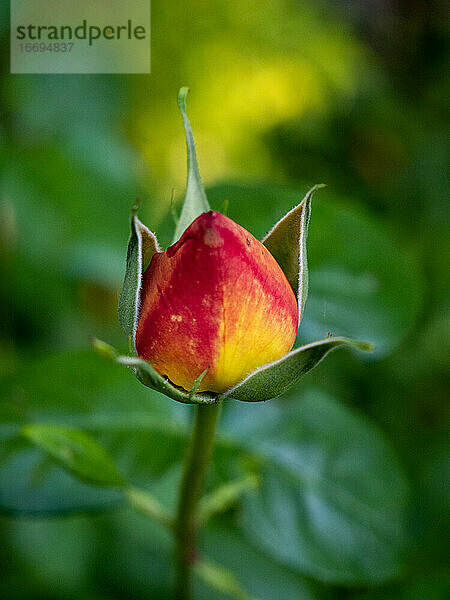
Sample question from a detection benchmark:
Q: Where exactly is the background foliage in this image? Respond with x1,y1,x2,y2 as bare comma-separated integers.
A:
0,1,448,599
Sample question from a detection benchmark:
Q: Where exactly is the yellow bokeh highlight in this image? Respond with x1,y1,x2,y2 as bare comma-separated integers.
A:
131,0,367,217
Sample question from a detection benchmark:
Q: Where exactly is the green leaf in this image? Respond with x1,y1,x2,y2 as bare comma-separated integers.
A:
0,440,123,515
109,503,318,600
118,208,160,343
354,570,450,600
22,424,124,487
263,184,325,323
221,390,410,585
0,350,187,514
220,337,373,402
92,339,217,405
172,87,210,243
198,524,318,600
1,351,409,586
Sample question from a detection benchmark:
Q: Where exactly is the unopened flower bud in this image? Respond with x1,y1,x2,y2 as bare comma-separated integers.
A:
136,211,298,393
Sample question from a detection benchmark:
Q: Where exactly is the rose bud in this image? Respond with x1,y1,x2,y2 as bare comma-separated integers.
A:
95,88,372,405
135,211,298,393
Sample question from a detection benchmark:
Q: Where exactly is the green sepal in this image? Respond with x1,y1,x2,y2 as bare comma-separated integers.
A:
118,204,160,346
219,337,373,402
263,184,325,323
172,87,210,243
91,338,217,406
188,367,208,400
22,423,124,487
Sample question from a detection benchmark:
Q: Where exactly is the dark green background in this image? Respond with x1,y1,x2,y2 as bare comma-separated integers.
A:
1,1,448,599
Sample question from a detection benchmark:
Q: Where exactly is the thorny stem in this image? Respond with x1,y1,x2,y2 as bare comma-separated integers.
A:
174,402,222,600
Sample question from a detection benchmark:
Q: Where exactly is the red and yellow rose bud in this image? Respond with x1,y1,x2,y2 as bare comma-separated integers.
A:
136,211,298,393
104,90,370,405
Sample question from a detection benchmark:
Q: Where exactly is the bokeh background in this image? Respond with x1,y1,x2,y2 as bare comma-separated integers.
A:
1,1,449,599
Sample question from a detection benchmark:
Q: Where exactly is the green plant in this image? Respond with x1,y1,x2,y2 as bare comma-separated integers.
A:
96,88,371,598
4,89,412,600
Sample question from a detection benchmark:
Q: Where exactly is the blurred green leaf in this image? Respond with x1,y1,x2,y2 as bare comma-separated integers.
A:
0,437,123,515
1,351,410,587
208,183,424,357
22,424,124,487
198,524,318,600
172,87,210,243
1,514,97,597
0,350,188,514
109,502,318,600
354,570,450,600
221,389,410,584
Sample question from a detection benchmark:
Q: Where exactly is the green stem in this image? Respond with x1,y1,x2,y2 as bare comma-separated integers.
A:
174,402,222,600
